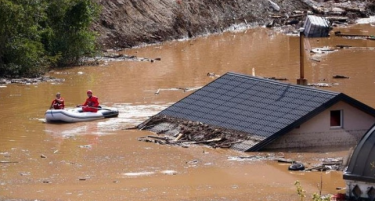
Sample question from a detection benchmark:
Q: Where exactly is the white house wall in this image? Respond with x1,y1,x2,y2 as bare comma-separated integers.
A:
267,101,375,149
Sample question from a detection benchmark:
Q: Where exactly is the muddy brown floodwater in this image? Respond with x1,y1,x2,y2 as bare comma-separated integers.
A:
1,24,375,201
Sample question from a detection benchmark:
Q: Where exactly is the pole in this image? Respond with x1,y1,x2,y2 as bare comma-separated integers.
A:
300,31,304,80
297,30,307,85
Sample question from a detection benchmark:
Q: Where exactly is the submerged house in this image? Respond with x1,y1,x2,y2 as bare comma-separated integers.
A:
303,15,331,38
343,124,375,200
143,72,375,151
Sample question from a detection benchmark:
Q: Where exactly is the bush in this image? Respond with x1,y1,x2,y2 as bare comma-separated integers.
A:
295,181,331,201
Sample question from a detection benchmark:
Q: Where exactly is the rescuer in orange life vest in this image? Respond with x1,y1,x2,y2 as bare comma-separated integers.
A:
50,92,65,109
78,90,99,112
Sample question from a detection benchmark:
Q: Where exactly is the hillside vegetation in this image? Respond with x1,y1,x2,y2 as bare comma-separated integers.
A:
0,0,100,77
1,0,374,78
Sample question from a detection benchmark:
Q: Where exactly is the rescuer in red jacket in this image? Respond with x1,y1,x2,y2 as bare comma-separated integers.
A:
50,92,65,109
79,90,99,112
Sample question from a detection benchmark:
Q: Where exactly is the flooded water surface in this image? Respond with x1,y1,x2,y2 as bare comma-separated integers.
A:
1,24,375,200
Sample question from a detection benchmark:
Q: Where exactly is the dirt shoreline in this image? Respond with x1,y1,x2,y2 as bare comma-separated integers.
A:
94,0,375,50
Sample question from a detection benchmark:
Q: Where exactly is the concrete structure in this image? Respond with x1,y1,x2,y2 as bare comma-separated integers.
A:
143,72,375,151
343,125,375,200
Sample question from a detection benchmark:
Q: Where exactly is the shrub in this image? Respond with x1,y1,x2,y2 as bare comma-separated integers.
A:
295,180,331,201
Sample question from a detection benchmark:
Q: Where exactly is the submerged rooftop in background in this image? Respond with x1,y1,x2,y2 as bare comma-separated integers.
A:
303,15,331,37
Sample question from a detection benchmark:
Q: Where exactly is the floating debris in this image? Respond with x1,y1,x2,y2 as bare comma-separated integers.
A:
0,76,65,86
333,75,349,79
308,83,332,87
228,154,289,162
0,161,18,164
155,86,202,95
79,145,92,149
20,172,30,176
277,158,294,163
336,44,353,49
310,47,337,54
335,31,375,40
122,172,155,177
186,159,199,165
305,157,344,172
160,170,177,175
310,58,321,62
265,77,288,81
228,154,344,172
0,79,10,85
154,88,179,95
98,53,161,63
207,72,220,78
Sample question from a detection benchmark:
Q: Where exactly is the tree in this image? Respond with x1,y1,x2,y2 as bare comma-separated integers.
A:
0,0,100,77
45,0,100,66
0,0,48,77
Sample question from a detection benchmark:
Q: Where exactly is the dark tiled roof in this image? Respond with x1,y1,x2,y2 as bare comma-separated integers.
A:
158,72,375,151
344,124,375,183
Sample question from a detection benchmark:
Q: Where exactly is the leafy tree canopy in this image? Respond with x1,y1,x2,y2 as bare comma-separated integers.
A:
0,0,100,77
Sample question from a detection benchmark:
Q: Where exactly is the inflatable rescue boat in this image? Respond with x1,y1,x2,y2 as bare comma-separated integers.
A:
45,107,119,123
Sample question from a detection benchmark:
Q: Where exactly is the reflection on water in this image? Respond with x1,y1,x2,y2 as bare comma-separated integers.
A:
1,24,374,200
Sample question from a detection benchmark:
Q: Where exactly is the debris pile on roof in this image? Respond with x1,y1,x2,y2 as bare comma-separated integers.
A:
137,115,264,149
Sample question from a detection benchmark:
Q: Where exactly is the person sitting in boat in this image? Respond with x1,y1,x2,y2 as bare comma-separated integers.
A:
78,90,99,112
50,92,65,109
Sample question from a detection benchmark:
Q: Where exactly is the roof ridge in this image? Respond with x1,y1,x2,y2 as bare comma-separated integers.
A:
226,72,340,96
147,71,375,151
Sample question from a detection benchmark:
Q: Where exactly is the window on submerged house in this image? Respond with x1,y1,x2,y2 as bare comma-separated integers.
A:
330,110,342,127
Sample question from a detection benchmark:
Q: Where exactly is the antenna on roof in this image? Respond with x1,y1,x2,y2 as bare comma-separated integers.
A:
297,28,307,86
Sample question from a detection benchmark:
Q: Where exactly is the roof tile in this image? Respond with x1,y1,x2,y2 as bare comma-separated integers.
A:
158,72,345,147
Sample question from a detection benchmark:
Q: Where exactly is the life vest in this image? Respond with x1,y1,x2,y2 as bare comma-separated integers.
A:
84,96,99,107
52,98,64,109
